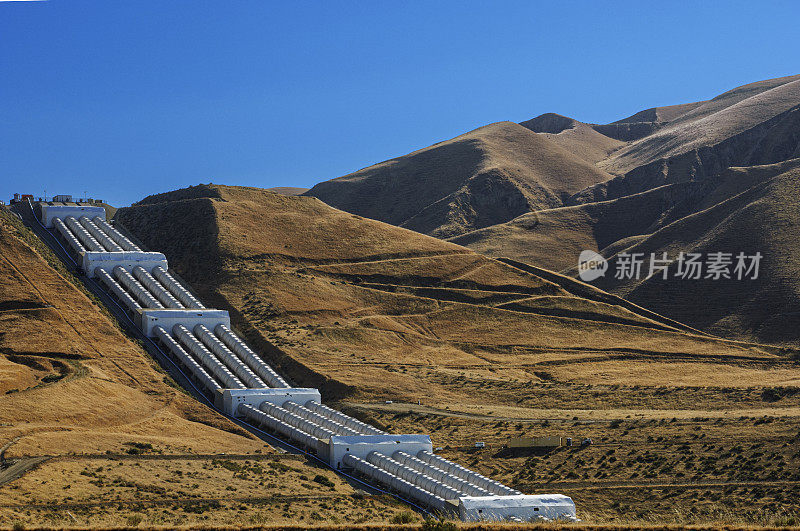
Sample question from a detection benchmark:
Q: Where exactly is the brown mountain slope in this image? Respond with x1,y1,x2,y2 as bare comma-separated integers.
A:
267,186,309,195
0,205,424,531
0,208,262,457
613,101,706,124
450,181,705,272
578,75,800,202
115,185,788,409
453,157,800,345
578,162,800,346
303,121,613,239
520,113,625,164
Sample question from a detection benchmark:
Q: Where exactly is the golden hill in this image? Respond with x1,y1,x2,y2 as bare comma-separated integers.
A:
453,76,800,344
581,74,800,202
585,161,800,346
457,159,800,345
115,185,791,406
112,184,800,526
0,205,420,529
0,208,260,457
303,121,613,239
303,75,800,346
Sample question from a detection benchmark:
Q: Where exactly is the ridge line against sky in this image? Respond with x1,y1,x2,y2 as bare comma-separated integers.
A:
1,0,798,206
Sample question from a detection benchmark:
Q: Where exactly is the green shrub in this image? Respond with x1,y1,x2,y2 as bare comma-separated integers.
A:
313,474,335,488
422,520,457,531
390,511,417,524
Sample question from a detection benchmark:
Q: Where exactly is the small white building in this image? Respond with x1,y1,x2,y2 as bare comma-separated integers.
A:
458,494,578,522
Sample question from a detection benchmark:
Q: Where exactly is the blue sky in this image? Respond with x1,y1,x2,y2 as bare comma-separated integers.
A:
1,0,798,206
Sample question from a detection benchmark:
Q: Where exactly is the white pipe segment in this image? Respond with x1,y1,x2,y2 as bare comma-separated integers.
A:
303,400,385,435
258,401,335,440
366,452,461,500
92,217,141,251
193,324,266,388
154,326,221,392
151,266,205,309
393,451,490,497
213,324,288,388
132,266,184,308
416,451,520,496
53,217,86,253
78,216,123,252
95,267,141,312
342,454,446,511
173,324,245,390
282,401,360,436
113,266,164,309
64,216,104,251
239,404,324,452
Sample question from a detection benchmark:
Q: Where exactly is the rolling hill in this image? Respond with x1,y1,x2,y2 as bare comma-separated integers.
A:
114,184,800,525
0,207,259,457
115,184,795,406
305,75,800,345
458,159,800,344
303,121,613,239
0,206,414,528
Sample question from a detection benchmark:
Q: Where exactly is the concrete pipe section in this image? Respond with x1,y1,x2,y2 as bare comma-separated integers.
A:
152,266,205,309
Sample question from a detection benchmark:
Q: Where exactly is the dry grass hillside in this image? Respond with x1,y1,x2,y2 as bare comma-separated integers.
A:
0,208,258,457
453,79,800,345
114,184,785,405
303,121,613,239
519,113,625,163
583,161,800,346
115,184,800,525
0,207,412,529
302,75,800,347
450,181,704,272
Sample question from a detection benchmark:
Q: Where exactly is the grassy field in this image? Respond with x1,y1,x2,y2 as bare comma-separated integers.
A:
0,452,416,528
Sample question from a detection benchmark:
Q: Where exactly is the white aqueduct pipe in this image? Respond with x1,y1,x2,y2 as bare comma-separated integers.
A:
283,401,360,436
151,266,205,309
366,451,462,500
132,265,184,308
154,325,222,392
239,404,325,452
78,216,123,252
92,217,141,251
53,217,86,254
95,267,141,313
173,324,245,390
214,324,288,388
194,324,266,388
64,216,104,251
303,400,385,435
392,451,490,497
416,451,520,496
113,266,164,309
258,401,336,441
343,454,446,511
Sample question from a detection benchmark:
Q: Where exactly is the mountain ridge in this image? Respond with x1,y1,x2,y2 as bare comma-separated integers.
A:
302,74,800,344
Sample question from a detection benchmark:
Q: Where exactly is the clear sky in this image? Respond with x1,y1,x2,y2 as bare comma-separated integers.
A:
2,0,798,206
